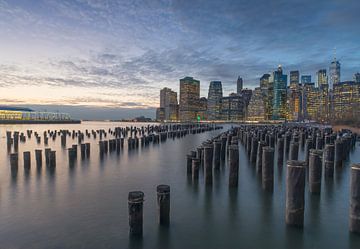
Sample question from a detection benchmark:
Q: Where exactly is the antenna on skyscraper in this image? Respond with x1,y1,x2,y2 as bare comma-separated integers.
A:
333,47,337,62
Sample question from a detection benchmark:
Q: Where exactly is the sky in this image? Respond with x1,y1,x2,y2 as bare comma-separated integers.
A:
0,0,360,119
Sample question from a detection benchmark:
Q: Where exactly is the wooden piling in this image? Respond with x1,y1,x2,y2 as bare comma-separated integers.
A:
229,145,239,188
286,160,306,227
262,147,274,191
128,191,144,236
350,163,360,234
157,185,170,226
309,149,322,194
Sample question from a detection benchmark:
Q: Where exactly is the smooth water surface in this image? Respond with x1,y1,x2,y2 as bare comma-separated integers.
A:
0,121,359,249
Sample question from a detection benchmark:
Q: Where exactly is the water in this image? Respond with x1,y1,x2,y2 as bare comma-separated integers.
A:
0,121,359,249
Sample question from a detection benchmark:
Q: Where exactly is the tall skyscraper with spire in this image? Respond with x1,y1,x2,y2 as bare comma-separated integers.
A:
329,54,341,89
237,76,243,94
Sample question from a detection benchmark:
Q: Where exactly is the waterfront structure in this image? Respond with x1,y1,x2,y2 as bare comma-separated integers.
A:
333,81,360,120
207,81,223,120
221,93,245,121
179,77,200,121
272,65,288,120
237,76,243,94
301,75,311,84
354,73,360,83
160,87,178,121
329,58,341,89
0,106,74,123
197,97,208,121
260,73,273,120
156,108,165,121
247,87,265,121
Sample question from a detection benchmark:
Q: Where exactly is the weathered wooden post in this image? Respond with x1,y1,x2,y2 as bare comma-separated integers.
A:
220,136,227,160
80,143,86,159
289,142,299,160
277,137,284,166
229,145,239,188
23,151,31,169
250,137,258,164
204,145,214,185
45,148,51,167
286,160,306,227
324,144,335,178
262,147,274,191
157,185,170,226
85,143,90,157
350,163,360,234
309,149,322,194
128,191,144,236
35,149,42,168
334,139,343,168
256,141,266,174
213,140,221,170
49,151,56,168
10,153,18,169
304,138,313,166
192,158,200,182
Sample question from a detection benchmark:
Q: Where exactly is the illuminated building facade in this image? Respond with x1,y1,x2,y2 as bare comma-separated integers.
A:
317,69,329,121
272,65,287,120
179,76,200,121
160,87,178,121
329,59,341,89
221,93,246,121
288,70,301,121
207,81,223,120
302,83,320,120
333,81,360,120
197,97,208,121
247,87,265,121
260,73,273,120
0,106,72,121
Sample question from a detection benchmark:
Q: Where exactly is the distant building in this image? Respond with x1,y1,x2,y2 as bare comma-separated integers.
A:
0,106,73,122
354,72,360,83
333,81,360,120
239,88,252,118
197,97,208,121
221,93,246,121
179,76,200,121
290,70,300,89
207,81,223,120
316,69,329,121
329,58,341,89
236,76,243,94
272,65,287,120
156,107,165,121
160,87,178,121
260,73,273,120
302,83,320,120
247,87,265,121
301,75,312,84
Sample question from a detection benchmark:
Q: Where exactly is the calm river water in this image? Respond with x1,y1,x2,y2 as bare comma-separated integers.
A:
0,121,359,249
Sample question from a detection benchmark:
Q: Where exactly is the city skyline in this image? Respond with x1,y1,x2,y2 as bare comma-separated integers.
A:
0,0,360,119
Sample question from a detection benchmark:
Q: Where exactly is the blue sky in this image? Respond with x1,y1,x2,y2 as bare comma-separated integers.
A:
0,0,359,119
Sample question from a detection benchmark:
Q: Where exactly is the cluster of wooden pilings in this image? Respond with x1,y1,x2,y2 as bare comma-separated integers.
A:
5,123,221,176
128,185,171,237
186,124,360,234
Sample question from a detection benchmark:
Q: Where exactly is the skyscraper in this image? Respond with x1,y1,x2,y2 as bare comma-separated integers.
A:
207,81,223,120
329,58,341,89
179,76,200,121
301,75,311,84
272,65,287,120
160,87,178,121
221,93,245,121
333,81,360,120
288,70,301,121
237,76,243,94
317,69,329,121
247,87,265,121
354,73,360,83
317,69,327,87
260,73,273,120
290,71,300,89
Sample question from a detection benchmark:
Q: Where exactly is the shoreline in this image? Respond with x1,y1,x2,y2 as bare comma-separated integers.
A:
0,120,81,124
